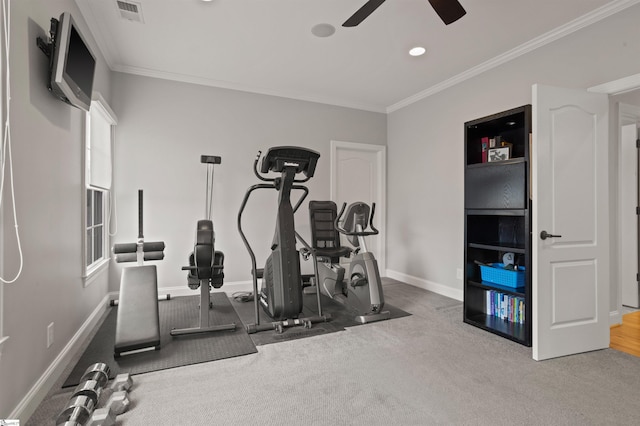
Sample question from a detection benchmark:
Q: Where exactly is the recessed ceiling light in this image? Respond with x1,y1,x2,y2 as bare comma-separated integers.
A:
311,23,336,38
409,46,426,57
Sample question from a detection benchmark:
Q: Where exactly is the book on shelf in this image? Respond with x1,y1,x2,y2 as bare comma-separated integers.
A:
481,137,489,163
485,290,525,324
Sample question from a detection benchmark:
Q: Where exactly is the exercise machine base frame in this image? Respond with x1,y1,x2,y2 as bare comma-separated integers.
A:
355,310,391,324
170,274,236,337
244,314,332,334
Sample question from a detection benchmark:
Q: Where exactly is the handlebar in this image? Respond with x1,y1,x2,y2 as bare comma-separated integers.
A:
334,202,379,237
253,151,271,182
251,149,315,183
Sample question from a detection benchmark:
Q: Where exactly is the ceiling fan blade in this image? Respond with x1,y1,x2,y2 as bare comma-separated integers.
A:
342,0,387,27
428,0,466,25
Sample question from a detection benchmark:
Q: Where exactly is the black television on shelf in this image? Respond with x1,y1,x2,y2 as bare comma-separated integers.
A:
44,12,96,111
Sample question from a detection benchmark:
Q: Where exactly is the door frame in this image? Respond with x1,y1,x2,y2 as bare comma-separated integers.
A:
330,140,387,273
590,73,640,323
617,103,640,314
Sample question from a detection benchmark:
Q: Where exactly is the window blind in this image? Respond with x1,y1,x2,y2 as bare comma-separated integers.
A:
87,98,117,189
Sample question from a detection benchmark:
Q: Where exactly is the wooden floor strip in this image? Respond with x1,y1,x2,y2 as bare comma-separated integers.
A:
610,311,640,357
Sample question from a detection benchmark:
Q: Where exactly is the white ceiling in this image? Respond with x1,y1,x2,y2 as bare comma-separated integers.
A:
74,0,636,113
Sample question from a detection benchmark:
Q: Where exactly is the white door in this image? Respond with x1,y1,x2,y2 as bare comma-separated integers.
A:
532,84,610,361
330,141,386,272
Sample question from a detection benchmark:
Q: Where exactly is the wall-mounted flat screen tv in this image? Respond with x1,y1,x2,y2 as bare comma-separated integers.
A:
49,12,96,112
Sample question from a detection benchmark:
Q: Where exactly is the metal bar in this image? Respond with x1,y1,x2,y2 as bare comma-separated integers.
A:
237,183,273,325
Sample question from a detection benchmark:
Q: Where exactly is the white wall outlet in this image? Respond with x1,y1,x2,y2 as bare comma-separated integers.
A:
47,322,54,348
456,268,463,280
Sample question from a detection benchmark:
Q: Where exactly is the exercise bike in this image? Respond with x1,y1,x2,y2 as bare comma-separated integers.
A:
305,200,390,324
170,155,236,337
237,146,331,333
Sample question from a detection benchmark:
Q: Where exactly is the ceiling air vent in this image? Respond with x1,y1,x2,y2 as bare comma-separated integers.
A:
116,0,144,23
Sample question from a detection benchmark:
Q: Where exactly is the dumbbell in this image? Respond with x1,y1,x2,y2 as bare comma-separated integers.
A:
103,373,133,400
86,374,133,425
58,363,133,426
72,380,131,415
79,363,110,389
84,390,130,426
77,363,133,411
71,363,112,408
109,373,133,393
71,379,103,406
87,407,116,426
83,376,133,425
59,380,103,424
56,362,109,426
55,395,95,426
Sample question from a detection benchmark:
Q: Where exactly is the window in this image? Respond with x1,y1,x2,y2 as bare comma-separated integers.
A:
83,94,117,282
86,188,105,268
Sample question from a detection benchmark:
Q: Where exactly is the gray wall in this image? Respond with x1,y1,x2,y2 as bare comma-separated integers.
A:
387,3,640,314
0,0,113,419
108,74,387,294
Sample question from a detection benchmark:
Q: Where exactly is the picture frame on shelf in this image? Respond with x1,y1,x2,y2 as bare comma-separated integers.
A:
488,146,510,162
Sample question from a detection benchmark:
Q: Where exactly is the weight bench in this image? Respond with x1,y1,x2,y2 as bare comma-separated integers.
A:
112,190,165,357
114,265,161,357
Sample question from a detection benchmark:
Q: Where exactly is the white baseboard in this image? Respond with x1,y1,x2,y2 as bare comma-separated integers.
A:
385,269,463,302
610,310,623,326
11,294,111,421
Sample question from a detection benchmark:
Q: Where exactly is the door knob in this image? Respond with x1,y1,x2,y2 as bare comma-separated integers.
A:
540,230,562,240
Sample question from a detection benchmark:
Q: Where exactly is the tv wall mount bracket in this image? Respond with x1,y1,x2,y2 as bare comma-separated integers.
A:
36,18,59,60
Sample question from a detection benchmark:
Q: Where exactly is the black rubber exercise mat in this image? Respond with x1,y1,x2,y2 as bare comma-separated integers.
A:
230,289,411,346
62,292,257,388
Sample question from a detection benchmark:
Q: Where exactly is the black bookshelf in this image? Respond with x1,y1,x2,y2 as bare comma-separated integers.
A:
463,105,532,346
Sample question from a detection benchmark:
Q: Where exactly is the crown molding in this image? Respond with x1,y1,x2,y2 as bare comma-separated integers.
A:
589,73,640,94
113,64,387,113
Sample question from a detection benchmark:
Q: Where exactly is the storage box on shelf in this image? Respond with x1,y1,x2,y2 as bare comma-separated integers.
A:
479,263,525,289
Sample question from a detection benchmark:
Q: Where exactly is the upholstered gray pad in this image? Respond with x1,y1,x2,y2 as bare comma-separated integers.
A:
114,265,160,357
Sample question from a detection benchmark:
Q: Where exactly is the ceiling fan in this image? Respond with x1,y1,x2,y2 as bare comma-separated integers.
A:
343,0,466,27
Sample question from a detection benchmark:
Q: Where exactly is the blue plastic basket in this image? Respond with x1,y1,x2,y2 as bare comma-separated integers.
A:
479,263,525,289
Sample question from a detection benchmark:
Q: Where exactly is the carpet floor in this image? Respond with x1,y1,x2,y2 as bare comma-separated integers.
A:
28,280,640,426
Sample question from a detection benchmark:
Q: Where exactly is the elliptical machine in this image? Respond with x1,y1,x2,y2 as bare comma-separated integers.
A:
306,200,390,324
170,155,236,337
238,146,330,333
